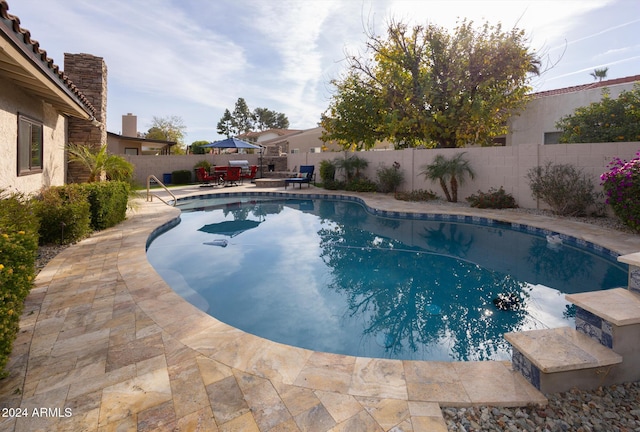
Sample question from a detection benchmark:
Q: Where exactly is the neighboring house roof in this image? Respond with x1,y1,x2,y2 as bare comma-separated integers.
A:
106,131,177,146
0,0,96,119
237,129,302,141
257,129,307,147
532,74,640,99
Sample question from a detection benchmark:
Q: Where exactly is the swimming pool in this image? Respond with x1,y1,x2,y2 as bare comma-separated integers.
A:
146,194,628,361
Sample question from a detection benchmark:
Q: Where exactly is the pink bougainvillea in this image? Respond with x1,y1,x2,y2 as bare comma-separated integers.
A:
601,151,640,232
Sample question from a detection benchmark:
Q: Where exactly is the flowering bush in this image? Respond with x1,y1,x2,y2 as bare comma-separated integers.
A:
601,152,640,232
0,190,39,378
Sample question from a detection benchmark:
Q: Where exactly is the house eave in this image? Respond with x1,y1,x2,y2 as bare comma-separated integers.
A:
0,2,95,120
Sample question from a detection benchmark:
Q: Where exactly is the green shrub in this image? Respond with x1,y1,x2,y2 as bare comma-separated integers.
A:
335,154,368,181
322,179,345,190
395,189,439,202
0,190,39,377
466,187,518,209
171,170,192,185
34,185,91,245
344,177,378,192
601,152,640,231
527,162,598,216
377,162,405,193
85,181,130,230
319,159,336,182
194,160,211,171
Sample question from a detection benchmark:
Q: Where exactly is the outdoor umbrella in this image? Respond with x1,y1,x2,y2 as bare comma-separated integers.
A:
202,137,262,150
202,137,264,178
198,219,262,237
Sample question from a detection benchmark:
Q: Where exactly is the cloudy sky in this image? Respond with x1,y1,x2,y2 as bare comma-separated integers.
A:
9,0,640,144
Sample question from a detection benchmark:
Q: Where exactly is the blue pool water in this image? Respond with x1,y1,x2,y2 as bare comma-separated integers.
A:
146,195,628,361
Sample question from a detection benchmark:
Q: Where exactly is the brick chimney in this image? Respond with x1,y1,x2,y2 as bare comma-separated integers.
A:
63,53,108,182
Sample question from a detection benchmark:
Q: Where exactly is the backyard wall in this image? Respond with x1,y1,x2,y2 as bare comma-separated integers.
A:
288,142,640,210
125,154,287,186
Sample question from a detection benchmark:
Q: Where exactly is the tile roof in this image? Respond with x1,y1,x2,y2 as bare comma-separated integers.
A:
237,129,302,139
0,0,96,117
533,74,640,99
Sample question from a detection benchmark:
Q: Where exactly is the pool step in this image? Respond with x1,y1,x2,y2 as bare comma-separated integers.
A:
567,287,640,385
505,327,622,394
506,287,640,394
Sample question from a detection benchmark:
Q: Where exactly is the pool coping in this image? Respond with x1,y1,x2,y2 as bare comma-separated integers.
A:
4,184,640,430
142,188,640,407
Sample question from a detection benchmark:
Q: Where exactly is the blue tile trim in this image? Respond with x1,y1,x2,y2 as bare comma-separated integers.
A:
575,307,614,348
512,350,540,390
630,266,640,295
146,216,180,249
172,192,624,263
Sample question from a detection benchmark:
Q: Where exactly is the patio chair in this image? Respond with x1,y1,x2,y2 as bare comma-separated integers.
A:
195,167,216,187
284,165,315,189
241,165,258,182
224,166,242,186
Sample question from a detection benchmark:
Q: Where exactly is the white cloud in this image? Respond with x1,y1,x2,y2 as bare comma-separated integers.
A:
9,0,639,142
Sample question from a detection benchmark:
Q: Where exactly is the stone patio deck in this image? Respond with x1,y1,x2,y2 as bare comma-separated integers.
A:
1,184,638,431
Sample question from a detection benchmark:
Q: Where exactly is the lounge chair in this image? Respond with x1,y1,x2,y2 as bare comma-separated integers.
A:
195,167,216,187
284,165,314,189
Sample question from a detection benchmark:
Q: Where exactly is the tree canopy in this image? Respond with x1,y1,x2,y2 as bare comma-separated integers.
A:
217,98,290,137
556,84,640,143
189,140,210,155
321,20,540,150
146,115,187,153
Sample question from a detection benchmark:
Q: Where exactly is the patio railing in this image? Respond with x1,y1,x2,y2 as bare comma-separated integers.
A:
146,175,176,206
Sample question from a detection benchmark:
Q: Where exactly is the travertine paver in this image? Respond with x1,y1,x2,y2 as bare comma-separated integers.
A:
3,183,638,431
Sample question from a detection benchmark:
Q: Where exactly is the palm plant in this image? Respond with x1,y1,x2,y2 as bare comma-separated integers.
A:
67,143,134,182
590,67,608,82
335,154,369,181
448,152,475,202
420,152,475,202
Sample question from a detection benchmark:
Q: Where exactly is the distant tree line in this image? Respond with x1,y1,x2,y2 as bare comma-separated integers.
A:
217,97,289,138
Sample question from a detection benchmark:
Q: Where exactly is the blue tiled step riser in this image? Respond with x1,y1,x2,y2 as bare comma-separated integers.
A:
630,265,640,295
574,307,614,349
511,350,541,390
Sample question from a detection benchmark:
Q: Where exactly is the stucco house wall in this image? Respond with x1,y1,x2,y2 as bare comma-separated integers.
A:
507,76,639,146
0,76,67,195
1,1,101,195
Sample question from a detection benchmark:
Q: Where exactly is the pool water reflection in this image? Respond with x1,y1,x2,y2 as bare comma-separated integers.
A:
146,197,628,361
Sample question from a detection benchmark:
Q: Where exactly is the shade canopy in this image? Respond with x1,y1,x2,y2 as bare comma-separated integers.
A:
198,219,262,237
202,137,262,149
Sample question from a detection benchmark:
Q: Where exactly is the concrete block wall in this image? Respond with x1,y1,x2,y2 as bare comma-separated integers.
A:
289,142,640,210
124,154,288,186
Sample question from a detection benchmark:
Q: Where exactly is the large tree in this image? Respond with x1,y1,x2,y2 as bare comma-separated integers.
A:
217,98,290,137
189,140,210,155
146,115,187,153
322,20,540,150
253,107,290,130
556,84,640,143
216,109,235,138
232,97,254,134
